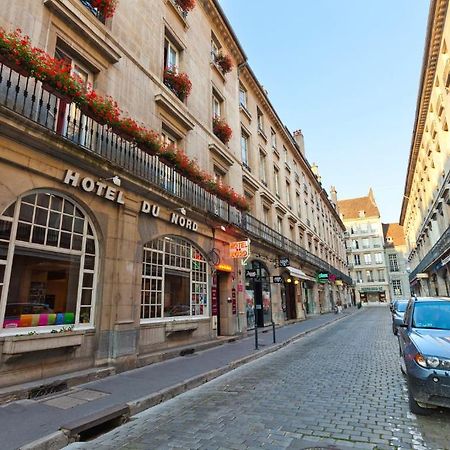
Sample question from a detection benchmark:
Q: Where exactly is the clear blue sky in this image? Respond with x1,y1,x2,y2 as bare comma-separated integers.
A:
219,0,430,223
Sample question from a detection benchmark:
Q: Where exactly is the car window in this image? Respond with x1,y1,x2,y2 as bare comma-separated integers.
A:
396,302,408,313
412,302,450,330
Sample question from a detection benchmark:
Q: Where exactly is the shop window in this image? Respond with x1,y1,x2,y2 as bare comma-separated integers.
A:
0,192,98,330
141,236,208,320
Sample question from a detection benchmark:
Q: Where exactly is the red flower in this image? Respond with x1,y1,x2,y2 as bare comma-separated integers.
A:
212,116,232,145
174,0,196,13
89,0,118,18
214,52,233,74
163,67,192,101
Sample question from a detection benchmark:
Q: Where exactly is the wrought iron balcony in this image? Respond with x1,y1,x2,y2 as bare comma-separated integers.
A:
0,60,352,285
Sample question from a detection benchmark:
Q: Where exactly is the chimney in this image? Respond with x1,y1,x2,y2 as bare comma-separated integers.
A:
330,185,338,206
368,187,375,203
293,129,305,156
311,163,321,183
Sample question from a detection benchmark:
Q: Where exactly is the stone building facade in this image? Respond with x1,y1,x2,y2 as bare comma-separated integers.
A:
338,190,390,303
0,0,351,389
400,0,450,297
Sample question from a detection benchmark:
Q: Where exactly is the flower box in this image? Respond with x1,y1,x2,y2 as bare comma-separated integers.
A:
79,104,108,126
163,68,192,102
0,54,30,77
42,82,74,103
3,332,83,355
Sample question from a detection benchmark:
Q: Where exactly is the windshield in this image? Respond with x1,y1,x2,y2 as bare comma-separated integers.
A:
396,302,408,313
412,302,450,330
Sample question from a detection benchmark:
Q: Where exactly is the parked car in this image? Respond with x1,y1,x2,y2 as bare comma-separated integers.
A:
391,300,409,335
396,297,450,415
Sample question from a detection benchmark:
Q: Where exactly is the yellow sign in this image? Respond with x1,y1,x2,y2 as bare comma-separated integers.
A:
229,240,250,258
215,264,233,272
335,280,343,286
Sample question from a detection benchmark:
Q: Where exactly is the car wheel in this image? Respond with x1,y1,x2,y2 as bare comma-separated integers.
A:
407,382,432,415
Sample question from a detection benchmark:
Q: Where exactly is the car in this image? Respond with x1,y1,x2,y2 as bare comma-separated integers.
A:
396,297,450,415
391,300,409,335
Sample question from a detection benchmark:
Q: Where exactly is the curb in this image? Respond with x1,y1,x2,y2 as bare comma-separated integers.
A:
20,312,354,450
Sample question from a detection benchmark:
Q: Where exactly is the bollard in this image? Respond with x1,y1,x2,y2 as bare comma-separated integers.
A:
272,321,276,343
255,325,258,350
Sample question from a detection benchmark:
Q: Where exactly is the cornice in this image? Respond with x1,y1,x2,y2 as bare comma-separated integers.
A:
400,0,449,225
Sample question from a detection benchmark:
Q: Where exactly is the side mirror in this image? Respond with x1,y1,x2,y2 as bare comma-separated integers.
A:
394,316,406,327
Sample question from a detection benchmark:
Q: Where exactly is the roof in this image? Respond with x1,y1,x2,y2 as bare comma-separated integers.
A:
382,223,406,246
337,192,380,220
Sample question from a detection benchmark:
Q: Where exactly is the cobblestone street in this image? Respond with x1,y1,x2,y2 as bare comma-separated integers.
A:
68,307,450,450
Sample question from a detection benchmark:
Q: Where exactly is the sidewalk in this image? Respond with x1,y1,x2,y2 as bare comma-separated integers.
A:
1,309,357,450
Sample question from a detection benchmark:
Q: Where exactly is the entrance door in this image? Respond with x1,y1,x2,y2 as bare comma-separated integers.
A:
285,283,296,320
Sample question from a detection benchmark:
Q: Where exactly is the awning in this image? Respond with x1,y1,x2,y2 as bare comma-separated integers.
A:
287,267,316,282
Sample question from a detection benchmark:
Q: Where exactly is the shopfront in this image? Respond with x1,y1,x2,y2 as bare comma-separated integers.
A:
0,190,98,332
245,260,272,328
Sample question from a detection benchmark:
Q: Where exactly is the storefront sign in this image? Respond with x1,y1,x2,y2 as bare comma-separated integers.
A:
245,269,257,278
360,287,384,293
63,169,125,204
211,280,218,316
335,280,343,286
232,288,237,315
329,274,337,282
273,276,283,283
230,240,250,258
317,273,329,283
278,256,290,267
215,263,232,272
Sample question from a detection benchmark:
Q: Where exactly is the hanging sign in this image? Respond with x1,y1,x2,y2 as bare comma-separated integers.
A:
230,240,250,258
232,288,237,315
317,273,329,283
278,257,290,267
245,269,257,279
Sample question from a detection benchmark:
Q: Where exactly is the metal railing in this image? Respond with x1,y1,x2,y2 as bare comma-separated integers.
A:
80,0,106,23
409,224,450,280
0,61,353,285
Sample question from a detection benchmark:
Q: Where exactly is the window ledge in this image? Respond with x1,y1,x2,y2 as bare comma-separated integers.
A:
239,105,252,121
165,320,199,335
2,331,84,355
155,92,195,131
258,128,268,142
209,142,234,167
166,0,190,28
211,61,226,82
44,0,121,64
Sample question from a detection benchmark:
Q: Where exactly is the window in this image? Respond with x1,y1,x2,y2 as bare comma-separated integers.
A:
286,181,291,206
212,93,221,119
239,85,248,109
389,254,399,272
296,192,301,217
356,271,363,283
283,146,289,166
378,269,385,282
354,254,361,265
374,253,383,264
276,216,283,234
366,270,374,282
141,236,208,320
1,192,98,330
259,151,267,183
211,35,220,62
262,206,270,225
364,254,372,265
161,127,179,146
257,108,264,132
241,130,249,166
164,37,179,70
352,239,359,249
392,280,402,296
271,129,277,149
274,167,280,196
362,238,369,249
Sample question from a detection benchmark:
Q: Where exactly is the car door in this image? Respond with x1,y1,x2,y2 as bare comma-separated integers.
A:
398,301,413,356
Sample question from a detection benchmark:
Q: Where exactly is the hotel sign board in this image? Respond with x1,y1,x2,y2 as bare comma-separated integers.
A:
230,240,250,258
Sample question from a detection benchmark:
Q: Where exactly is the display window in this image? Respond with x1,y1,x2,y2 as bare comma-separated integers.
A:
0,191,98,331
141,236,209,320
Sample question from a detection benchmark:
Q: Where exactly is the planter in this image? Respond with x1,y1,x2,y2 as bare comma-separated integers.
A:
79,104,108,126
3,332,83,355
137,142,160,156
42,82,74,103
0,54,31,77
114,129,135,142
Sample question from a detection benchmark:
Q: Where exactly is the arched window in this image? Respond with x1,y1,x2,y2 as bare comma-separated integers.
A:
0,191,98,330
141,236,208,320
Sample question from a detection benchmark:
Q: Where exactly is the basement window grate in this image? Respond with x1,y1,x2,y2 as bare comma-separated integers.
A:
29,382,68,399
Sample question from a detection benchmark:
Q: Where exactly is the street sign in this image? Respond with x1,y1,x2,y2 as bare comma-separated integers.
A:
230,240,250,258
317,273,328,283
278,256,290,267
273,276,283,283
245,269,257,278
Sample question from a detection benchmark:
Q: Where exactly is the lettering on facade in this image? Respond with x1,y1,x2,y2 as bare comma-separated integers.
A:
141,201,160,217
63,170,125,205
170,213,198,231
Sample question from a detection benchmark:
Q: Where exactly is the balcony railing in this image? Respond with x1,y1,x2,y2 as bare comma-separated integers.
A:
0,62,240,225
0,61,352,285
409,224,450,280
80,0,106,23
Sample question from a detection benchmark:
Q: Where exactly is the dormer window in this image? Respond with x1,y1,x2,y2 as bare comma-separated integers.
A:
358,210,365,218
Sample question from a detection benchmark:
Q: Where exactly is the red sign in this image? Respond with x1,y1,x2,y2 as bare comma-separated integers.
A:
211,275,218,316
232,288,237,315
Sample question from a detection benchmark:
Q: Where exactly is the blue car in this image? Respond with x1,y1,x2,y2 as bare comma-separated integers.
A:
396,297,450,414
391,299,409,335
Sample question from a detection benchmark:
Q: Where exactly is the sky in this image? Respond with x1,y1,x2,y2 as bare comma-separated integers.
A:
218,0,430,223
